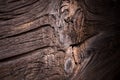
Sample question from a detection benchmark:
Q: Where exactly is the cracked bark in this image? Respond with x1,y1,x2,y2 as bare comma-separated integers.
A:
0,0,120,80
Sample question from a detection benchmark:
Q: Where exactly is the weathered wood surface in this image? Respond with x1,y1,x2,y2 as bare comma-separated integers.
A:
0,0,120,80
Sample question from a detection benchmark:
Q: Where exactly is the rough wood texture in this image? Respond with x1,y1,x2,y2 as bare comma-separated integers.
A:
0,0,120,80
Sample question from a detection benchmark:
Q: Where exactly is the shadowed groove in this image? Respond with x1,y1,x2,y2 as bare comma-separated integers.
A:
0,46,53,62
0,24,51,40
0,13,56,39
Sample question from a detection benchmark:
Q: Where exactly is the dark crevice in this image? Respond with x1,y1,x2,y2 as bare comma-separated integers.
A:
0,11,26,18
7,0,22,3
57,49,66,53
0,17,14,21
0,24,51,40
0,46,54,63
70,34,97,47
